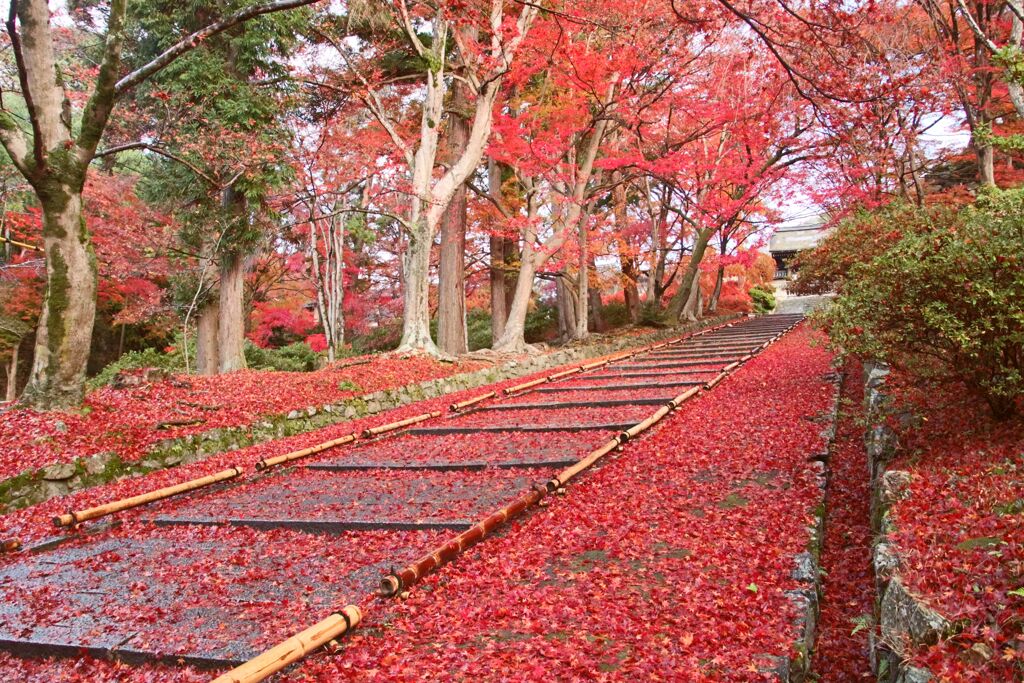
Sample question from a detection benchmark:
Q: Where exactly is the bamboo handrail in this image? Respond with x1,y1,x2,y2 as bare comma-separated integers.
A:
53,467,243,527
503,377,547,395
722,361,740,373
256,434,358,471
379,483,550,597
619,405,672,442
210,606,362,683
550,436,621,489
361,411,441,438
450,391,496,412
704,371,729,389
547,367,582,381
666,386,700,409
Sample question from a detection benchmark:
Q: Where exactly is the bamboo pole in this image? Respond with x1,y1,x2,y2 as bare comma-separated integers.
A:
361,411,441,437
450,391,496,412
547,367,582,381
550,436,621,489
380,483,550,596
210,606,362,683
666,386,700,410
503,377,547,395
722,361,740,372
256,433,358,471
53,467,243,527
579,358,609,371
704,371,729,389
619,405,671,442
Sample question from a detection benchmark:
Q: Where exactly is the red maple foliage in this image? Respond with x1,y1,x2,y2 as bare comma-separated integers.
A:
881,372,1024,679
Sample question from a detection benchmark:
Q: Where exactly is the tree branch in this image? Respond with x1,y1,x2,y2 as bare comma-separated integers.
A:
114,0,323,97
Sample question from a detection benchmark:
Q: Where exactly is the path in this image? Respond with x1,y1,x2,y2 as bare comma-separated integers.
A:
0,315,808,678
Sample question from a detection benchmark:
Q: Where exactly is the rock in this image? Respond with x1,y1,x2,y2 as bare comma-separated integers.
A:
863,361,891,388
873,542,902,582
140,460,162,471
305,406,317,417
41,462,76,481
880,470,913,507
53,420,68,434
965,642,993,665
83,452,114,476
880,577,950,650
866,424,898,463
898,666,933,683
163,453,184,467
286,410,302,420
791,552,817,583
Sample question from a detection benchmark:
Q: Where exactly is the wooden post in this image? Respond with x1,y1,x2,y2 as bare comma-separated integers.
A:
53,467,243,527
256,434,357,471
361,411,441,437
210,606,362,683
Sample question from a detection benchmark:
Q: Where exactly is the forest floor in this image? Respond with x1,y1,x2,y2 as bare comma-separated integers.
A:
0,354,485,480
2,317,1015,681
0,315,841,681
876,371,1024,680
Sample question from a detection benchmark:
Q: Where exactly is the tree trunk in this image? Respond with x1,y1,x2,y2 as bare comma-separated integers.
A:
195,301,220,375
667,226,714,321
436,83,471,356
487,161,518,343
708,263,725,313
217,252,247,372
681,272,704,321
397,224,437,353
490,235,510,341
556,274,577,342
5,342,20,403
587,268,604,332
573,212,589,341
977,143,995,187
22,193,98,408
493,249,538,352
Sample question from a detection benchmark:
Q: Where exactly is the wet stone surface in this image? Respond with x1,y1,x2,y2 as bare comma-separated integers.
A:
149,468,551,531
0,532,427,666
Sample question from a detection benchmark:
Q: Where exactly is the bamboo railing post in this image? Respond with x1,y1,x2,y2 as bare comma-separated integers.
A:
256,434,358,470
210,605,362,683
52,467,243,527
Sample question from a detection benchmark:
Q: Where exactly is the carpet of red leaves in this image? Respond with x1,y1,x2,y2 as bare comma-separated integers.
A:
0,355,484,479
290,324,836,681
811,358,874,679
0,322,831,681
882,373,1024,679
0,345,656,547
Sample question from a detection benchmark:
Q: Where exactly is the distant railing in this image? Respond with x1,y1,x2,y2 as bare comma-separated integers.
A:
774,268,790,280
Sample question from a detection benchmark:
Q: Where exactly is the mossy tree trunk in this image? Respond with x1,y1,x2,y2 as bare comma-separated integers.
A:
23,189,99,407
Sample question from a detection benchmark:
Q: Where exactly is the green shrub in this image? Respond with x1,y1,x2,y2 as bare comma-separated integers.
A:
244,340,319,372
814,189,1024,419
637,301,669,328
524,301,557,343
466,308,493,351
87,333,191,390
601,302,631,329
749,285,776,314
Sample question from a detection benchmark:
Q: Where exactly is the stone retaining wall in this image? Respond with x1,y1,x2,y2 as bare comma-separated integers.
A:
864,362,941,683
0,315,741,513
772,364,842,682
